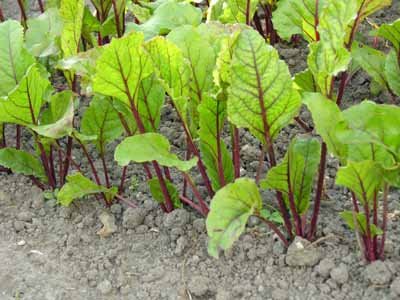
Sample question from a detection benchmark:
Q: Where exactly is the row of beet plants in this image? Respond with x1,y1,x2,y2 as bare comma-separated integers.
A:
0,0,399,262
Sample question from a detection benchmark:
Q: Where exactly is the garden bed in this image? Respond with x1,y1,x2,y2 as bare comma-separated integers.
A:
0,1,400,299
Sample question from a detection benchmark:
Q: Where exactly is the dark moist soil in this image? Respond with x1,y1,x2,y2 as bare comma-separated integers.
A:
1,2,400,300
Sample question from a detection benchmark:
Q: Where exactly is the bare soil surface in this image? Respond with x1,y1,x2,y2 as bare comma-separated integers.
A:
0,2,400,300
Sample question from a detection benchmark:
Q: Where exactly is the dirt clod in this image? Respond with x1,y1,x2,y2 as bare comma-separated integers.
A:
285,236,321,267
364,261,392,285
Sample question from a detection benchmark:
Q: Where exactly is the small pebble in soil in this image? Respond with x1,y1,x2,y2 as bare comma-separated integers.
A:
188,275,211,297
391,277,400,296
17,211,33,222
330,264,349,284
97,279,113,295
364,261,392,285
316,258,335,278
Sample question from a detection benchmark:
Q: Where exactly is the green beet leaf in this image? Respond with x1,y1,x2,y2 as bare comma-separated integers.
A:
57,172,118,206
337,101,400,166
293,69,318,93
93,32,153,106
198,95,234,190
0,148,47,183
25,8,62,57
384,49,400,96
0,64,50,126
145,36,190,123
90,0,113,22
207,0,259,24
128,0,202,39
307,0,358,95
82,6,101,47
336,161,383,204
375,18,400,51
272,0,326,42
340,211,383,237
352,44,387,88
261,137,321,215
227,29,301,144
30,93,74,139
0,20,35,96
81,95,124,154
114,133,198,172
206,178,262,258
167,25,217,107
148,178,182,208
60,0,84,58
303,92,347,159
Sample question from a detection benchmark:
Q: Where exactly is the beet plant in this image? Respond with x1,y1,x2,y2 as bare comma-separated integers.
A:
206,0,398,260
0,0,398,264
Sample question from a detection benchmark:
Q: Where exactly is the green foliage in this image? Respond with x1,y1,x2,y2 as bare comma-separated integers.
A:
0,148,47,182
198,95,234,190
148,178,182,208
0,65,50,126
60,0,84,58
0,20,35,96
115,133,198,172
340,211,383,237
25,8,62,57
207,0,259,24
206,178,262,258
81,96,124,153
261,137,321,214
93,32,152,104
128,0,202,39
336,161,383,204
227,29,301,144
58,172,117,206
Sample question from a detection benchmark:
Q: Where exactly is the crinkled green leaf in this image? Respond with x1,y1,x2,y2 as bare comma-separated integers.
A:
60,0,84,58
148,178,182,208
198,95,234,190
93,32,153,105
146,37,189,111
0,65,50,126
0,20,35,96
57,172,117,206
206,178,262,258
352,44,387,87
127,2,151,23
336,161,383,204
336,101,400,166
340,210,383,237
0,148,47,182
30,95,74,139
90,0,113,21
115,133,198,172
207,0,259,24
307,0,358,95
261,137,321,214
82,6,101,47
227,29,301,144
57,47,103,95
384,49,400,96
375,18,400,51
303,92,346,159
353,0,392,27
272,0,326,42
25,8,62,57
145,36,190,124
260,208,283,225
168,25,217,105
81,96,124,153
128,0,202,39
293,69,318,93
